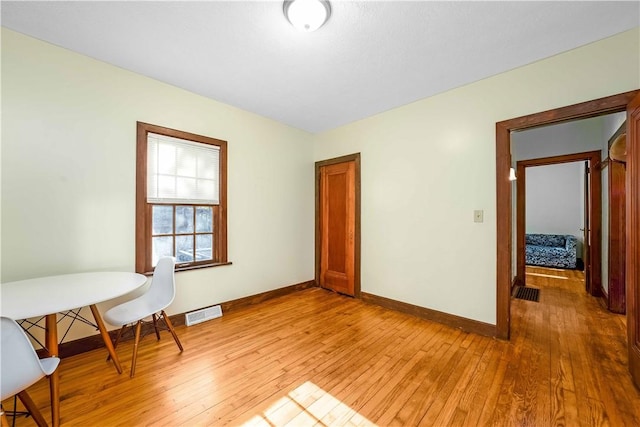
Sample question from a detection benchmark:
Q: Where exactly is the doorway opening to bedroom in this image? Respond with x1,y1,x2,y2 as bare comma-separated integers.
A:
495,89,640,390
510,114,626,312
511,150,598,319
512,150,601,298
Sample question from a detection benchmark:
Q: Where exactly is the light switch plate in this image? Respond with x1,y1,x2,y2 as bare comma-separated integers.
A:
474,210,484,223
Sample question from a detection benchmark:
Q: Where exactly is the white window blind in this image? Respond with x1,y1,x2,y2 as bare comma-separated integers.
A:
147,133,220,204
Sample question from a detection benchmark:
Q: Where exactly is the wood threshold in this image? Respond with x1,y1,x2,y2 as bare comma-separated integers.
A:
361,292,496,338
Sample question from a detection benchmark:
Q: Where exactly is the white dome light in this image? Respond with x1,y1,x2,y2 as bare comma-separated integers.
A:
284,0,331,32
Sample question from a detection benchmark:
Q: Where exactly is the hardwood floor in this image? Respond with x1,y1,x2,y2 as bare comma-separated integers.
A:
4,269,640,426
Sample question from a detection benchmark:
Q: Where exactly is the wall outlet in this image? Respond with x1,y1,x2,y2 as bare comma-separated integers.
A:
474,210,484,223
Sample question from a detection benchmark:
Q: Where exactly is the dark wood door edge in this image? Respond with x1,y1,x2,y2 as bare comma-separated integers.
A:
512,276,524,292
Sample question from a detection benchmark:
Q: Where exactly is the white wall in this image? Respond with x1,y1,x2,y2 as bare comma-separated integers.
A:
602,113,627,141
1,29,315,339
525,163,584,244
512,116,605,161
2,27,639,339
313,28,639,325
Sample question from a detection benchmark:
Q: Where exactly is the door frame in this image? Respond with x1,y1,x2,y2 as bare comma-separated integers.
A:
515,151,602,296
315,153,361,298
606,123,627,314
627,93,640,385
496,90,639,340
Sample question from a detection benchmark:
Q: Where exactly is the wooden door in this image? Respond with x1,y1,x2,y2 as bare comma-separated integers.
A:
609,157,626,313
583,161,591,293
627,92,640,389
319,160,356,296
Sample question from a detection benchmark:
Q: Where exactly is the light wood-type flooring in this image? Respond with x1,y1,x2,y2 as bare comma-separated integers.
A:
3,266,640,426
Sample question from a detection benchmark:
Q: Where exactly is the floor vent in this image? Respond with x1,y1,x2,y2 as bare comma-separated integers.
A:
185,305,222,326
514,286,540,302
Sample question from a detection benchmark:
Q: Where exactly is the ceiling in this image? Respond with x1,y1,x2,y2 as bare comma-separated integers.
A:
2,1,638,133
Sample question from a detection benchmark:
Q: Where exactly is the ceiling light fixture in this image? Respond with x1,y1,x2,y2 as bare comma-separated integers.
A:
283,0,331,32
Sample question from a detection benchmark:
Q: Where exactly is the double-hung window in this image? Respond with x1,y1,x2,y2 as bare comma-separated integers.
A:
136,122,228,273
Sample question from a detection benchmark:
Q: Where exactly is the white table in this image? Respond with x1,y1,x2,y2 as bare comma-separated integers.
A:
1,272,147,427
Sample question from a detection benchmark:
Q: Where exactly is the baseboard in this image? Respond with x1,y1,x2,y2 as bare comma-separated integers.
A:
597,295,609,311
600,283,609,301
41,279,317,359
218,279,317,313
361,292,496,338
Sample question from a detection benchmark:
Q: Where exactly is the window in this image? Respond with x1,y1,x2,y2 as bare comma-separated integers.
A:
136,122,228,273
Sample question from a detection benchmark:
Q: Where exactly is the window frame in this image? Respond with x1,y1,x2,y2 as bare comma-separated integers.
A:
136,121,228,274
150,203,217,267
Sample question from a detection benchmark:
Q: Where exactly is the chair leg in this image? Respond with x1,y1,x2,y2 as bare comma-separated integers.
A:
113,325,127,350
0,411,9,427
17,390,48,427
161,310,183,352
130,320,142,378
107,325,127,362
152,314,161,341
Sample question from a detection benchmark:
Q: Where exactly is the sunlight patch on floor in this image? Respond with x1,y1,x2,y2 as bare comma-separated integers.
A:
242,381,377,427
526,272,568,280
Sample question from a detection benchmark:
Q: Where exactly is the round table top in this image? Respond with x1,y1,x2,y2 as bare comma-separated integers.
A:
1,272,148,319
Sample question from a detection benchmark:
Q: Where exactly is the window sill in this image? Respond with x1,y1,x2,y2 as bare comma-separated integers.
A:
142,261,233,276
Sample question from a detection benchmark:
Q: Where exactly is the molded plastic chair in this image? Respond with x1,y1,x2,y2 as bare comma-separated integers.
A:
1,316,60,427
104,257,183,377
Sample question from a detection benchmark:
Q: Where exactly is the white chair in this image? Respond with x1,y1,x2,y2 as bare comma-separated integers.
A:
1,316,60,427
104,257,183,377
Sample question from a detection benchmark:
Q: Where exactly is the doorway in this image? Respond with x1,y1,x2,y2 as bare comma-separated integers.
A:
495,89,640,389
315,153,361,297
514,151,602,297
